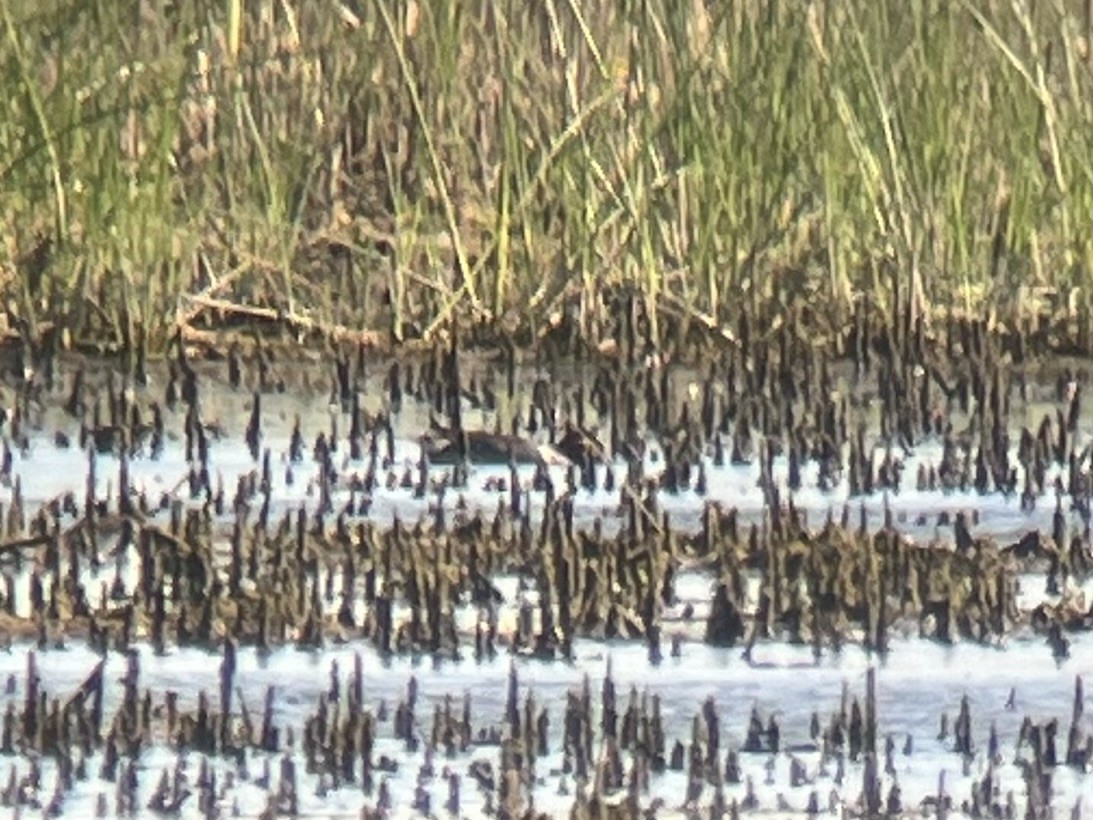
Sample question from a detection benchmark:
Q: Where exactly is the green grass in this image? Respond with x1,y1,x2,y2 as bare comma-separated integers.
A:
0,0,1089,353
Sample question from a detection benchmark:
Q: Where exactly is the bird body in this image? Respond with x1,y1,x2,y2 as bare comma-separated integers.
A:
422,425,568,469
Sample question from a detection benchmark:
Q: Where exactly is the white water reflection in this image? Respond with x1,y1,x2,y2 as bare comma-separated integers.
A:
0,637,1086,817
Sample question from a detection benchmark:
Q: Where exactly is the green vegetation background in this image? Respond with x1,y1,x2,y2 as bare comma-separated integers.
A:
1,0,1089,351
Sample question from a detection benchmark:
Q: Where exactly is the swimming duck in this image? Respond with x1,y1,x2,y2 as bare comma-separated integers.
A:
422,420,568,469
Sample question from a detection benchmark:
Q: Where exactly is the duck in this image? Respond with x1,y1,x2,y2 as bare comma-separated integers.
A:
422,418,569,469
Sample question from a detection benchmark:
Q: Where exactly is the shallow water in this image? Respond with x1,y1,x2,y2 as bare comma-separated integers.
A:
0,637,1089,817
3,428,1091,637
6,420,1089,540
0,363,1090,817
6,359,1091,545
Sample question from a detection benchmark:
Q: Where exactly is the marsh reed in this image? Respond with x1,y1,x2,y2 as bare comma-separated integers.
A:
0,0,1088,355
